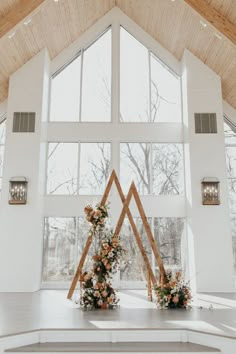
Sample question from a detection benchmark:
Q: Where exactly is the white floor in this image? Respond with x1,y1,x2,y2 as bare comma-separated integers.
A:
0,290,236,339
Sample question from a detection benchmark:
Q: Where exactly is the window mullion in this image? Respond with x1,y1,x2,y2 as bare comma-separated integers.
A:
79,49,84,122
148,49,152,123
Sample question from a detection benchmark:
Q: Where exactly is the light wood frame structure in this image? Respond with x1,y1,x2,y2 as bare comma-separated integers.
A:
67,170,167,300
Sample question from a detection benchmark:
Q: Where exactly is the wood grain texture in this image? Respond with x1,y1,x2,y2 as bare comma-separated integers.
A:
0,0,45,38
184,0,236,45
0,0,235,110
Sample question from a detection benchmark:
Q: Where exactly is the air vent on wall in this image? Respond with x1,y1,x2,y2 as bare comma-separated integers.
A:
13,112,35,133
194,113,217,134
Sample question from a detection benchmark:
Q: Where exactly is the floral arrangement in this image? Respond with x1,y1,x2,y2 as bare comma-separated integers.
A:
155,271,191,309
84,203,109,230
80,203,124,310
80,231,124,310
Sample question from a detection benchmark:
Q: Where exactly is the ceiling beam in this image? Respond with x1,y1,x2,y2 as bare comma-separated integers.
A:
184,0,236,46
0,0,45,38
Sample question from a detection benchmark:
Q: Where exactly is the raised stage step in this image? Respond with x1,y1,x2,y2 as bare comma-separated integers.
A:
5,341,220,353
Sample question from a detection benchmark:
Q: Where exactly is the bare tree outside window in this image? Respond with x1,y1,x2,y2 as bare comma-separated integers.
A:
42,26,185,286
79,143,111,194
47,143,78,195
224,120,236,275
154,218,184,274
120,217,152,282
153,144,184,195
43,217,77,281
120,143,151,195
120,143,184,195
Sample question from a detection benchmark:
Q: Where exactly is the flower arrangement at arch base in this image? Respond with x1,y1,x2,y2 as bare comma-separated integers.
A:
155,271,192,309
79,204,124,310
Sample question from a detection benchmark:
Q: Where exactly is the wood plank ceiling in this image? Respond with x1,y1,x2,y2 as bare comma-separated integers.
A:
0,0,235,111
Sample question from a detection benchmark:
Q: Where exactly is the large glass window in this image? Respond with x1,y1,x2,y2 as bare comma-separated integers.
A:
50,56,81,122
79,143,111,194
224,119,236,274
81,30,111,122
50,28,111,122
42,217,77,282
120,143,184,195
152,144,184,195
120,27,181,123
150,54,181,122
43,216,186,284
154,217,184,274
46,142,111,195
47,143,78,195
120,28,149,122
43,25,184,287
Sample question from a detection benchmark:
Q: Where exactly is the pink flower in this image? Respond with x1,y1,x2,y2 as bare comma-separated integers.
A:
102,291,107,297
173,295,179,304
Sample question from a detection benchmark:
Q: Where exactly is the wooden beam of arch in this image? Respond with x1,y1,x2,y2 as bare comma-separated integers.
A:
0,0,46,39
67,170,166,300
184,0,236,46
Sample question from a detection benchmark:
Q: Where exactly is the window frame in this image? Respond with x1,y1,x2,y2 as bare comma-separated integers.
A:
42,14,186,288
224,116,236,277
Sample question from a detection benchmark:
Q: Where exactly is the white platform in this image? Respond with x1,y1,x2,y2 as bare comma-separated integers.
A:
0,290,236,353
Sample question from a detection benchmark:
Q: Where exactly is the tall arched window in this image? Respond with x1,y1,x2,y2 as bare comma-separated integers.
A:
42,25,186,288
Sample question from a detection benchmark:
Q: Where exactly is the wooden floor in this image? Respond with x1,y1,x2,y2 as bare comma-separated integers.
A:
0,290,236,339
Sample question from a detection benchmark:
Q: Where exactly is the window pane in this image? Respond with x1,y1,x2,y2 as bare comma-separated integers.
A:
228,179,236,213
0,119,6,144
153,144,184,195
47,143,78,195
42,217,77,281
154,217,184,272
79,143,111,194
230,216,236,275
50,56,81,121
226,147,236,177
78,217,97,271
120,217,152,282
151,54,181,122
120,143,151,194
224,122,236,145
81,29,111,122
120,27,149,122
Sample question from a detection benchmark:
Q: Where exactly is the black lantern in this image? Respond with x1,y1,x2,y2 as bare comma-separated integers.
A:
9,177,28,205
201,177,220,205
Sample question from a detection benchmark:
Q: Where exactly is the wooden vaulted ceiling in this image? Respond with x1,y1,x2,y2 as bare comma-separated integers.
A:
0,0,235,110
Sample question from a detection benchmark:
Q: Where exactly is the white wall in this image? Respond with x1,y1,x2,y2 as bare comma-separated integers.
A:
182,49,234,292
0,7,235,292
0,49,50,292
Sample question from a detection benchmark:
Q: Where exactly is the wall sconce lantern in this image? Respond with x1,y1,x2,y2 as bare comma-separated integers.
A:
201,177,220,205
9,177,28,205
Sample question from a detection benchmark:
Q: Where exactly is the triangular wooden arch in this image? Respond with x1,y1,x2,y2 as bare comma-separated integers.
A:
67,170,167,300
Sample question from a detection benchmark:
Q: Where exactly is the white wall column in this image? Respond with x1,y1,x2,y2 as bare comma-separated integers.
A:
182,49,234,292
0,49,50,292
